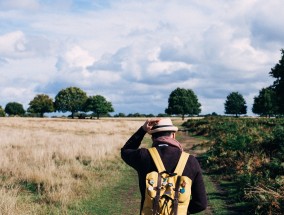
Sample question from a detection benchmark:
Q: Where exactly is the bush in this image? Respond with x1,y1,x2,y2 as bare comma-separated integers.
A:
183,117,284,214
0,106,5,117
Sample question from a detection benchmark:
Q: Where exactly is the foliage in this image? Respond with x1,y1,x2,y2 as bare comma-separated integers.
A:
165,87,201,120
270,49,284,114
114,113,126,117
54,87,88,118
27,94,54,117
224,92,247,117
84,95,114,119
252,87,277,117
4,102,25,116
183,117,284,214
0,105,5,117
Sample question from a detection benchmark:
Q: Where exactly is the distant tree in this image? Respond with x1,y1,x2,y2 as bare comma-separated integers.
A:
84,95,114,119
224,92,247,117
146,114,155,117
165,88,201,120
0,105,5,117
157,113,170,117
126,113,145,117
27,94,54,117
54,87,88,119
252,87,277,117
269,49,284,114
114,113,126,117
5,102,25,116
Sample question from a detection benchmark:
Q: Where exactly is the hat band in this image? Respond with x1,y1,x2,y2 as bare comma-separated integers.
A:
151,125,175,130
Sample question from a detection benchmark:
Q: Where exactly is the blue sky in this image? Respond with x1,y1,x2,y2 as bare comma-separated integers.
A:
0,0,284,115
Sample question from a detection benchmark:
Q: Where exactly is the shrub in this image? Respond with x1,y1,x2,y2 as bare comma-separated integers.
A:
0,106,5,117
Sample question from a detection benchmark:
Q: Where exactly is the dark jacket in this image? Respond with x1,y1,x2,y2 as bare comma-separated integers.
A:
121,127,207,214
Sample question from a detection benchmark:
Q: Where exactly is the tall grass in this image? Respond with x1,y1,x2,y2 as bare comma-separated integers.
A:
0,117,143,214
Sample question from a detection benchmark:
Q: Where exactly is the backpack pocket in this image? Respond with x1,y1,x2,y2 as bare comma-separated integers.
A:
178,176,192,203
145,171,158,198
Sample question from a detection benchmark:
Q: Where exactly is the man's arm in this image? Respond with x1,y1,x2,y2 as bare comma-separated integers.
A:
121,126,146,170
121,119,160,170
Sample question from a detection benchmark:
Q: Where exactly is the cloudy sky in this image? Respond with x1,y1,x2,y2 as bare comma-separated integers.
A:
0,0,284,116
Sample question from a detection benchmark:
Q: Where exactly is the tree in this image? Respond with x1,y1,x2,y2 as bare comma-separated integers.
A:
0,105,5,117
224,92,247,117
5,102,25,116
84,95,114,119
269,49,284,114
165,88,201,120
54,87,88,119
27,94,54,117
252,87,277,117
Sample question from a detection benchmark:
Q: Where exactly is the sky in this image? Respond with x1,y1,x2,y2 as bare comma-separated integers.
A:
0,0,284,116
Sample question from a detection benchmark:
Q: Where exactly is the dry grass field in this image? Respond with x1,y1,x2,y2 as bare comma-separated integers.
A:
0,117,144,214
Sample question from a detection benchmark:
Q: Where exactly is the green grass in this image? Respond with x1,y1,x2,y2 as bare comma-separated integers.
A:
68,158,141,215
198,174,229,215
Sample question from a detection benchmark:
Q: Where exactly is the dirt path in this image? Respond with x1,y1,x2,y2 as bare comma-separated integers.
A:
178,131,214,215
179,131,245,215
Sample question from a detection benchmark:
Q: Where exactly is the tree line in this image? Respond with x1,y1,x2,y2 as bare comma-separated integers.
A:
1,49,283,119
165,49,284,119
0,87,114,119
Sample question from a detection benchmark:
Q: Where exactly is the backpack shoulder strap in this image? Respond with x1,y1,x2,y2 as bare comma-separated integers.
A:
174,152,190,175
148,147,166,173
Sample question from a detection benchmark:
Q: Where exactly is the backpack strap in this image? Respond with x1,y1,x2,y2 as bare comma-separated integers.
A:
174,152,190,175
148,147,166,173
173,152,189,215
173,175,181,215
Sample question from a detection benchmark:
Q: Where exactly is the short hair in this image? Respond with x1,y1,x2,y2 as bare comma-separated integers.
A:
152,131,174,139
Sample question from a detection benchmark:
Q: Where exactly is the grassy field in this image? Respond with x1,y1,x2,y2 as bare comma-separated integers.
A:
0,117,192,214
0,117,146,214
0,117,224,214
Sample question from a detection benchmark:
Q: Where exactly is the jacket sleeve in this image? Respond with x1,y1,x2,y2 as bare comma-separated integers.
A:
188,158,208,214
121,126,147,170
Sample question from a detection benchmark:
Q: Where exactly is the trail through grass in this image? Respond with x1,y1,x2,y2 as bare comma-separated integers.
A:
69,157,141,215
70,130,231,214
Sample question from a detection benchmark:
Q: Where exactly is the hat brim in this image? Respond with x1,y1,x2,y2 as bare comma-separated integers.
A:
148,126,178,134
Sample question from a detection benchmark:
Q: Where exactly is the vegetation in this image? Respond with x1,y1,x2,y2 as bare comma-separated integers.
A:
252,87,277,117
84,95,114,119
224,92,247,117
4,102,25,116
183,117,284,214
0,118,143,214
0,105,5,117
165,87,201,120
27,94,54,117
54,87,88,118
252,49,284,117
269,49,284,114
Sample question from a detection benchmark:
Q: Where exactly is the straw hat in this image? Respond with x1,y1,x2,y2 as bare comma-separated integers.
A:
148,118,178,134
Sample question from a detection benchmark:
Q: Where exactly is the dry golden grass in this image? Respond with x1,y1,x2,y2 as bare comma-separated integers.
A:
0,117,144,214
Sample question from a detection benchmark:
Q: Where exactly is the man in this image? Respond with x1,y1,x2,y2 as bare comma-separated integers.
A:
121,118,207,214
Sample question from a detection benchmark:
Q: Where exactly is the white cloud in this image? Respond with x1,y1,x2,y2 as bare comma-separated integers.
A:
0,0,284,115
0,31,26,57
0,0,40,10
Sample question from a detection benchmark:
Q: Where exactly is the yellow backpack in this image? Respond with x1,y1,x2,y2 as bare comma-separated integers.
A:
142,147,192,215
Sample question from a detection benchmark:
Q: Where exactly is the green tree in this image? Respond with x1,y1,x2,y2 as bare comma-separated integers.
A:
224,92,247,117
165,87,201,120
54,87,88,119
5,102,25,116
84,95,114,119
27,94,54,117
269,49,284,114
252,87,277,117
0,105,5,117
